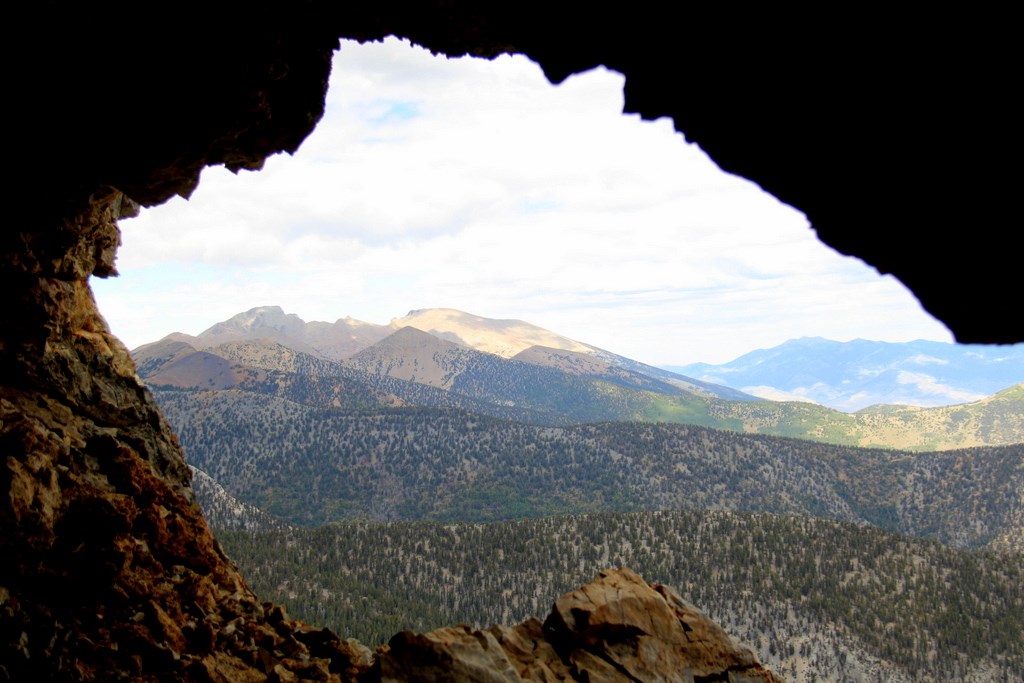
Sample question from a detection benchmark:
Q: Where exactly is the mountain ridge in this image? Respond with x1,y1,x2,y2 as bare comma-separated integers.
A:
142,305,751,402
147,306,1024,412
155,386,1024,547
669,336,1024,411
134,308,1024,451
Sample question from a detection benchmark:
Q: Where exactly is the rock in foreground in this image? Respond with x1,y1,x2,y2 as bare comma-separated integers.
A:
377,568,782,682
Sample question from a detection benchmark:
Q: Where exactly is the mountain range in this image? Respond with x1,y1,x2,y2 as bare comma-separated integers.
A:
153,306,748,398
151,306,1024,411
134,306,1024,451
668,336,1024,411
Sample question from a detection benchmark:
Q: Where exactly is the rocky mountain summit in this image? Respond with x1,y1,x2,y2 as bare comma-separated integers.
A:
180,305,598,361
147,305,748,401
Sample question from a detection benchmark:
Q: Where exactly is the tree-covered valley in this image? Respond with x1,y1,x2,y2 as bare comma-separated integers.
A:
133,309,1024,682
169,380,1024,681
213,510,1023,683
158,389,1023,551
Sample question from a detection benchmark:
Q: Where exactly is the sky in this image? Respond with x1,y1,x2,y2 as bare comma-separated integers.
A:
91,37,953,366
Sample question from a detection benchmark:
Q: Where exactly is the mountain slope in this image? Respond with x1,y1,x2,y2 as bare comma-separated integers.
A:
149,306,750,400
135,335,1024,450
344,327,745,423
345,326,485,390
189,466,290,532
514,344,754,401
696,386,1024,451
155,388,1024,548
391,307,594,358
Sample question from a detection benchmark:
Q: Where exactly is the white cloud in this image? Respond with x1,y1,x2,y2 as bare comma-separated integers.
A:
895,371,986,403
741,386,820,405
93,37,954,363
846,391,875,406
907,354,949,365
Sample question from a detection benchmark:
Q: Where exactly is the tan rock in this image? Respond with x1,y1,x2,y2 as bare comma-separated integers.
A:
380,626,523,683
487,619,573,682
376,568,782,682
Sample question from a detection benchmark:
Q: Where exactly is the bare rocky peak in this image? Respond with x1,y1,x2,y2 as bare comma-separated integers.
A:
392,307,596,358
149,306,602,363
191,306,393,361
201,305,300,334
346,326,480,389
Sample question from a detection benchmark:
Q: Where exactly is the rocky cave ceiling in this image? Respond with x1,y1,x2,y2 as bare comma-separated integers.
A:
20,4,1020,345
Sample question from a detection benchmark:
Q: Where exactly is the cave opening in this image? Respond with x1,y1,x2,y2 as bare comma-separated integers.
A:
6,12,1023,680
81,36,987,657
91,37,951,369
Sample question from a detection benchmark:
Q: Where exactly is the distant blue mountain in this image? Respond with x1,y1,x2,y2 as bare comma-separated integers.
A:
665,338,1024,412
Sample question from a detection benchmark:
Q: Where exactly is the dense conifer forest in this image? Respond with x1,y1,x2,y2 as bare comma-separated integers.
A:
215,510,1024,682
159,389,1024,551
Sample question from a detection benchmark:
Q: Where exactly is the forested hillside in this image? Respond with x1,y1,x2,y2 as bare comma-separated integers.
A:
216,510,1024,683
189,467,290,532
143,316,1024,681
160,388,1024,548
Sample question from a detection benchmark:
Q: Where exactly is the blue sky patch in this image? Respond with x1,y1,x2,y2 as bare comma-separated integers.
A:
363,100,422,125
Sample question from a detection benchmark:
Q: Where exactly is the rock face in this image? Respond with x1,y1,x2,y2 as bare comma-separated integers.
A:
378,568,782,683
0,189,370,680
2,16,369,682
5,3,1015,681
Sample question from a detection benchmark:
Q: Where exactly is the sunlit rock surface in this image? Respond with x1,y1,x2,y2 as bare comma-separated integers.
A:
378,569,782,683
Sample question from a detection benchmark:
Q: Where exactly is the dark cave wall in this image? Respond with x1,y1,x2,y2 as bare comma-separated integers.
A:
3,13,366,681
18,4,1020,345
2,3,1017,681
